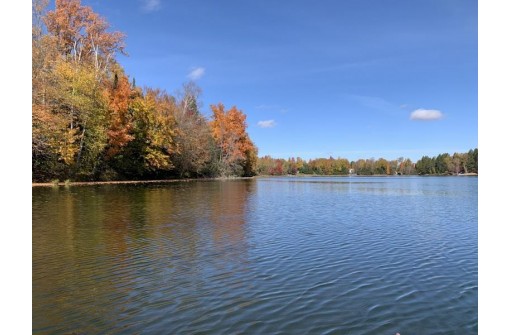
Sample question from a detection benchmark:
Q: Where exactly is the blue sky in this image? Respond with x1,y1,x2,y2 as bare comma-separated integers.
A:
80,0,477,161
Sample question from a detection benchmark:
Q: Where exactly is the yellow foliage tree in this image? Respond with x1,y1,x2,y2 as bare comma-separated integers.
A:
131,89,178,172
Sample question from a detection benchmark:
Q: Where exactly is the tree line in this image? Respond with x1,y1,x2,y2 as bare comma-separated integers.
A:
257,149,478,176
415,149,477,175
32,0,257,182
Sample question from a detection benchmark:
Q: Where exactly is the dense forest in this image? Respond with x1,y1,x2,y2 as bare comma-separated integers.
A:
257,148,478,176
32,0,477,182
32,0,257,182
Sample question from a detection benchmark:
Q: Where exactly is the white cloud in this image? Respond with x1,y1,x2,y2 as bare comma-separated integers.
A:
141,0,161,12
257,120,276,128
410,109,444,121
187,67,205,80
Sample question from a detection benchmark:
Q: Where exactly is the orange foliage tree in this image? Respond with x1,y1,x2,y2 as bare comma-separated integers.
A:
44,0,125,73
103,69,134,158
210,103,257,176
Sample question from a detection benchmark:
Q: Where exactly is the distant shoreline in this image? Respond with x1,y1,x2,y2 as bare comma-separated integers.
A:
257,173,478,177
32,173,478,187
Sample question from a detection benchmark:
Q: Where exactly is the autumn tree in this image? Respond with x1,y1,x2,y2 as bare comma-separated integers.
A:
398,158,415,175
32,0,67,179
452,152,466,174
53,60,109,178
131,88,178,174
103,67,135,158
388,159,398,175
243,145,259,177
33,0,127,180
296,157,305,174
210,103,257,176
33,56,108,180
354,159,372,175
374,158,390,175
288,157,298,175
256,155,271,175
44,0,125,74
171,83,213,177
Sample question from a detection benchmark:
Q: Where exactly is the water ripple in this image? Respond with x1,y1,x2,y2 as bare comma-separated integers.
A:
33,177,478,334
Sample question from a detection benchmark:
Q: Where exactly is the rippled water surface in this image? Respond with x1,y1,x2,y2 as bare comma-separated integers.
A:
33,177,477,334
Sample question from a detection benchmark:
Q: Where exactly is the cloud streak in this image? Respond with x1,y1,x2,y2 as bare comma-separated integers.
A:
257,120,276,128
254,104,289,113
410,109,444,121
187,67,205,80
345,94,401,117
255,104,279,110
141,0,161,12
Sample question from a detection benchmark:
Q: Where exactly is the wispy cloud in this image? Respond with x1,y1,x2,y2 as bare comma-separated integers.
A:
306,57,392,75
257,120,276,128
255,104,278,110
141,0,161,12
187,67,205,80
410,109,444,121
255,104,288,113
352,95,396,111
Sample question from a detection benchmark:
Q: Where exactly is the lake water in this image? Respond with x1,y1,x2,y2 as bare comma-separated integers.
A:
33,176,477,334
